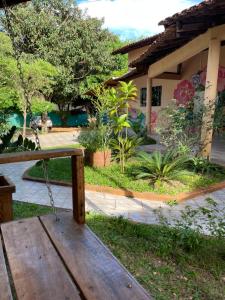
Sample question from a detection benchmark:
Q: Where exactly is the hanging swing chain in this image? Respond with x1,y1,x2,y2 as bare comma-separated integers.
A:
1,1,58,220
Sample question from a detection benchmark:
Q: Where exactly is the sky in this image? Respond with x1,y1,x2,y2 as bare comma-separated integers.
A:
77,0,201,40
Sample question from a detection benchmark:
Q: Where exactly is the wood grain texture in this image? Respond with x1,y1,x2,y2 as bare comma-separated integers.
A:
71,156,85,224
41,212,152,300
0,149,83,164
0,234,13,300
1,217,81,300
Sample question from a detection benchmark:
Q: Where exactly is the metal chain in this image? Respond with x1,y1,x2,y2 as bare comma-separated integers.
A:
1,0,58,220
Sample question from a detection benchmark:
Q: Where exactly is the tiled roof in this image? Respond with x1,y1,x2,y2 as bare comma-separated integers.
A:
131,0,225,68
112,33,161,55
159,0,225,27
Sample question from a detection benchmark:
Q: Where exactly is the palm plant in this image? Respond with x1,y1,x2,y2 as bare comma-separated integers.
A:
135,151,190,187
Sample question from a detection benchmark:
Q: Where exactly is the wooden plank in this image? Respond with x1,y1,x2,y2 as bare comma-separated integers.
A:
0,234,13,300
1,217,81,300
41,213,152,300
71,155,85,224
0,149,83,164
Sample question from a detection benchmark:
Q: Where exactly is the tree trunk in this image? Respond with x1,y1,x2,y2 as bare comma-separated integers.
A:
41,112,48,133
23,109,27,138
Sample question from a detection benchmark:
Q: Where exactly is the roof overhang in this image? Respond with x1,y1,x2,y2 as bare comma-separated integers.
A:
131,0,225,68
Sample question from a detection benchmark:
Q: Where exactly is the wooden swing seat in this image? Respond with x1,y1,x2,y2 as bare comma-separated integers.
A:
0,150,151,300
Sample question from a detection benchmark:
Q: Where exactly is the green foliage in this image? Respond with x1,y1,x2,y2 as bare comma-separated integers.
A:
1,0,127,111
107,81,137,173
78,126,111,152
111,136,143,163
190,157,224,175
156,101,202,154
31,99,56,114
135,151,190,186
0,126,37,153
156,197,225,253
0,32,58,135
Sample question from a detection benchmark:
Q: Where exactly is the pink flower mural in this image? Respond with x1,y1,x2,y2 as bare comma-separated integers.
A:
174,80,195,106
200,66,225,92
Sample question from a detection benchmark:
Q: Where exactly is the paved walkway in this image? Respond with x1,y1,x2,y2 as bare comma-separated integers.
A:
32,131,80,148
1,161,225,231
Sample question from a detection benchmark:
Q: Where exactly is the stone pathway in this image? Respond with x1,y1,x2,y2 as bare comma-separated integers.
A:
32,131,80,148
1,161,225,232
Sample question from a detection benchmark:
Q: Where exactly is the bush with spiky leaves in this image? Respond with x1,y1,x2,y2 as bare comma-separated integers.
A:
135,151,190,187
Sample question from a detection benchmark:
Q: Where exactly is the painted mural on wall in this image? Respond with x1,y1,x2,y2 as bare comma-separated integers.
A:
129,108,158,131
174,65,225,107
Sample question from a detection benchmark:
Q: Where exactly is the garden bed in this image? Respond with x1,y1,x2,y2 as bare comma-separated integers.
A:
24,158,225,201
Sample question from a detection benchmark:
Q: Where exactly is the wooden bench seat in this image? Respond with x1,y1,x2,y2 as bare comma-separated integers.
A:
0,212,151,300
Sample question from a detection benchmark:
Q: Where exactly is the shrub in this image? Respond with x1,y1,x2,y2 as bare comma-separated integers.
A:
135,151,190,187
155,197,225,253
189,156,224,175
78,126,111,152
111,135,143,163
0,126,37,153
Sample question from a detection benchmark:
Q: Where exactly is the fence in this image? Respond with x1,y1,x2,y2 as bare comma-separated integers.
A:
8,112,89,128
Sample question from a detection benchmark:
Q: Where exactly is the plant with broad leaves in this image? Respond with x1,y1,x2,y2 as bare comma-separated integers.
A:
189,156,224,175
0,126,37,153
111,136,143,169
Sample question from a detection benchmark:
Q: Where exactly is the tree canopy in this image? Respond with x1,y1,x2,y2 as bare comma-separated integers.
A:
0,0,128,111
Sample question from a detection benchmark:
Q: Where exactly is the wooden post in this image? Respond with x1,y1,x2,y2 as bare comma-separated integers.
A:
146,77,152,134
71,155,85,224
201,38,221,158
0,176,15,223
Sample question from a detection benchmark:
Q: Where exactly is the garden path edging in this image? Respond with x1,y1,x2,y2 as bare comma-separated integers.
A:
22,169,225,202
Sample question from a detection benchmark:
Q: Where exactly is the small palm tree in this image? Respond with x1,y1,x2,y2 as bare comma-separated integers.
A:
135,151,190,187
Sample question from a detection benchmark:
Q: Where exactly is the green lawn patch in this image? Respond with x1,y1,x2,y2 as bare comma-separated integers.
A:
27,158,225,195
13,201,52,219
13,201,225,300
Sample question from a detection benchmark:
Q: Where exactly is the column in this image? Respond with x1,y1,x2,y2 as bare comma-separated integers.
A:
146,77,152,134
201,38,221,158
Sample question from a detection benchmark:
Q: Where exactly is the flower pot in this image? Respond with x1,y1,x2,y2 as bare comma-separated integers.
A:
0,175,15,223
85,150,111,167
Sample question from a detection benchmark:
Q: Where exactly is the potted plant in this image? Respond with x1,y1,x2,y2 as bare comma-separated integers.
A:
78,125,112,167
0,174,15,223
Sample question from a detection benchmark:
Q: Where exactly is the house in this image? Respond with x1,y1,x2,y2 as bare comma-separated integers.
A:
111,0,225,158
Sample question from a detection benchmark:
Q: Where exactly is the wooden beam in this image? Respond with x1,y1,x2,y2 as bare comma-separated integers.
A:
71,155,85,224
155,72,182,80
0,149,83,164
148,24,225,79
201,38,221,158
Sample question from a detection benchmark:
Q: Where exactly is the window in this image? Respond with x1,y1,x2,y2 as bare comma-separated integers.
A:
152,86,162,106
140,86,162,107
140,87,147,107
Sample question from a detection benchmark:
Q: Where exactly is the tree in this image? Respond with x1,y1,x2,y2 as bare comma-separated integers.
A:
0,32,58,136
0,0,128,116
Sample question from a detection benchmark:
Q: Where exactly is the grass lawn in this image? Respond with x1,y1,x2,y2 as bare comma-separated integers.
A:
28,158,225,195
13,201,225,300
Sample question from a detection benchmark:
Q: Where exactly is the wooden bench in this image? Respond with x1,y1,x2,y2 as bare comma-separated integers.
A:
0,150,152,300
